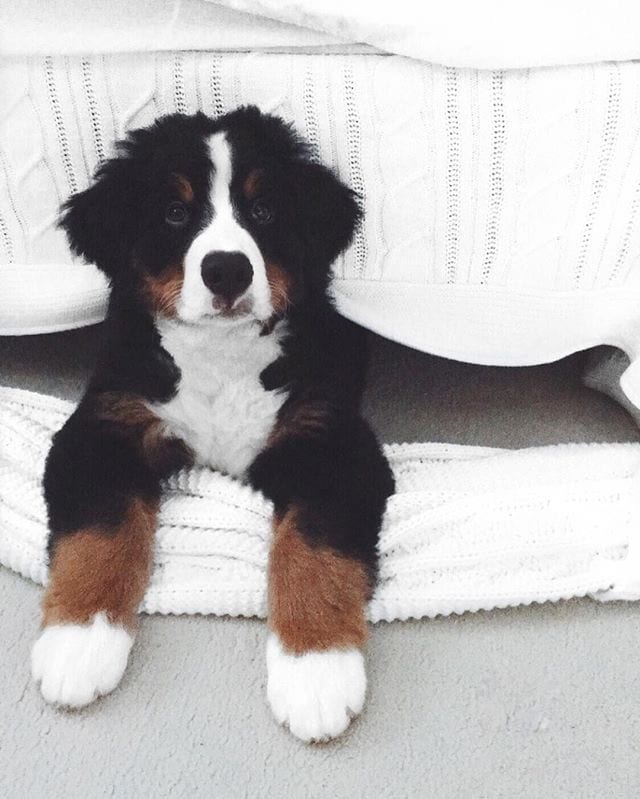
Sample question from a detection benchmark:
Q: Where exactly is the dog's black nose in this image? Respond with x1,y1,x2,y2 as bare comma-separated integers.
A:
201,251,253,305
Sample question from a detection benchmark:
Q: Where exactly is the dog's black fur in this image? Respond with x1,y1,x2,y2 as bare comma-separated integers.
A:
45,106,394,584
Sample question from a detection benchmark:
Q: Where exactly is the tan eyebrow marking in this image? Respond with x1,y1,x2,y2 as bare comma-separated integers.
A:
243,169,264,200
173,173,194,203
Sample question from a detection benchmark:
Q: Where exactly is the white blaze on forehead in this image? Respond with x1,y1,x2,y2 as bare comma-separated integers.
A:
177,131,272,323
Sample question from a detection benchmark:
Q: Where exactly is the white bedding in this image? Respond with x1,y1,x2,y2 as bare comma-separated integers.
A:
4,4,640,410
3,6,640,628
0,0,357,58
4,53,640,368
6,0,640,69
215,0,640,69
4,386,640,621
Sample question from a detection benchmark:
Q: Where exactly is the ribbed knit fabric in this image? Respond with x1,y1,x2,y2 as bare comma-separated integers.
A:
3,53,640,397
2,386,640,621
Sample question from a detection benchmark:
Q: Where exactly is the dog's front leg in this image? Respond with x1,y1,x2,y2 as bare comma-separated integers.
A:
266,503,370,742
31,394,187,708
250,415,394,742
32,497,157,708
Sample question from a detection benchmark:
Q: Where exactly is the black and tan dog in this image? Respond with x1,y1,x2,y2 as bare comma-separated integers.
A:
31,107,394,742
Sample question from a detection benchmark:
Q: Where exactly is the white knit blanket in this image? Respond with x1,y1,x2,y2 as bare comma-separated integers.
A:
2,386,640,621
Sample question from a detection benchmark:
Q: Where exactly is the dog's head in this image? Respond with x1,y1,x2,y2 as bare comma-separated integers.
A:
60,107,361,325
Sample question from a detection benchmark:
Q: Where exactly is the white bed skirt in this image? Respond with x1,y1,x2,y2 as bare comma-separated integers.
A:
3,51,640,397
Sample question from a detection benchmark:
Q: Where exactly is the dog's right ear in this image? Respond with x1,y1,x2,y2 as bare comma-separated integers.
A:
58,156,136,281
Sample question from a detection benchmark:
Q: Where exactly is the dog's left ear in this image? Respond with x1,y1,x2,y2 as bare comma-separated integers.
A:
58,156,136,282
291,161,362,268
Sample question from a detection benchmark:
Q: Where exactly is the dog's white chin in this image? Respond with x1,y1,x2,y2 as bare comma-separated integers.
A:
178,311,255,327
176,299,272,327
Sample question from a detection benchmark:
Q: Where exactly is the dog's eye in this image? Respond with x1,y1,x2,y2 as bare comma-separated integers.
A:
251,199,274,225
165,201,189,227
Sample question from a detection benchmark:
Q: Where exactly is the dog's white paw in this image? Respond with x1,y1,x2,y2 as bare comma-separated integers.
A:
31,612,133,708
266,633,366,742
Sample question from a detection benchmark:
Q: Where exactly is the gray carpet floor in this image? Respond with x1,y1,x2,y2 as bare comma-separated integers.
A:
2,327,640,798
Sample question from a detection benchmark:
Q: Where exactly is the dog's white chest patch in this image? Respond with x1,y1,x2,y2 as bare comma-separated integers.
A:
151,319,287,478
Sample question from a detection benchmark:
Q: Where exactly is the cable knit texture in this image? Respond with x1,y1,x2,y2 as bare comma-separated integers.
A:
2,386,640,621
3,53,640,386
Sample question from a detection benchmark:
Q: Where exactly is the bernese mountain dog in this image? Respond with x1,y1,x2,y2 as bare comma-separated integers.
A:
31,107,394,742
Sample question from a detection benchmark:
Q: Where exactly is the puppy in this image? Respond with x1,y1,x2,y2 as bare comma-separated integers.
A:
31,107,394,742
